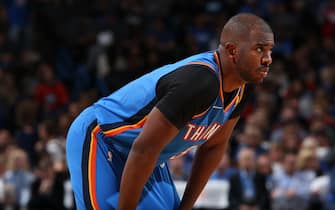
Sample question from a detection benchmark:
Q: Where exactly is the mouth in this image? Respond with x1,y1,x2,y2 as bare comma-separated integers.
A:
258,67,269,77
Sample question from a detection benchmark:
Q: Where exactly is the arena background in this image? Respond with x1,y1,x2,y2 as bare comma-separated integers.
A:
0,0,334,210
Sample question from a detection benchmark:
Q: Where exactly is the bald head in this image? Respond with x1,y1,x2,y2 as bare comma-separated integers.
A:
220,13,273,44
238,148,256,170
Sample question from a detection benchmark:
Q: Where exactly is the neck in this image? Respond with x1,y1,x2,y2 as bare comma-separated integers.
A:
222,70,245,92
217,48,246,92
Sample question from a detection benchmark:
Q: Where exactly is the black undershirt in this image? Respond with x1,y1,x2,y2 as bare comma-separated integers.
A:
155,64,249,129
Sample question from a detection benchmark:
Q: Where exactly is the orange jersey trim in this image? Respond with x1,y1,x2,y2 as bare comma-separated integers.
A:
187,61,216,71
224,94,239,112
88,125,101,210
223,84,245,112
188,60,218,119
238,84,245,103
213,52,224,103
192,106,211,119
214,51,245,112
104,116,147,137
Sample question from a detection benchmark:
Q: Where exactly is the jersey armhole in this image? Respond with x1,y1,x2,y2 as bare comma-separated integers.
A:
186,62,217,119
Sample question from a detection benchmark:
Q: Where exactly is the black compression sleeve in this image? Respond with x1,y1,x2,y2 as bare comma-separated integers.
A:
155,64,219,129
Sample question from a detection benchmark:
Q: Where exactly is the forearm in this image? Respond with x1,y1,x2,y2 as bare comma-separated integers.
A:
179,144,226,210
179,117,239,210
116,108,178,210
117,148,158,210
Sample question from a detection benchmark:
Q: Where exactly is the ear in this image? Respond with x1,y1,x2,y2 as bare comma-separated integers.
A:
224,42,236,57
224,42,237,63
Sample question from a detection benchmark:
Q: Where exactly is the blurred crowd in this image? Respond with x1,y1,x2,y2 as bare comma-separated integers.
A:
0,0,334,210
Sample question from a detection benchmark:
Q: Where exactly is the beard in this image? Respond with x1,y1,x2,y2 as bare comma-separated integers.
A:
238,66,264,84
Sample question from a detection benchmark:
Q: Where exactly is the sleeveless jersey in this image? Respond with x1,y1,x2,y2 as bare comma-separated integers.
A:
93,51,245,164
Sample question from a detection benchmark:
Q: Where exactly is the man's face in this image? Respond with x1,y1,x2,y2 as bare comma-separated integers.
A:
239,149,255,171
235,30,274,83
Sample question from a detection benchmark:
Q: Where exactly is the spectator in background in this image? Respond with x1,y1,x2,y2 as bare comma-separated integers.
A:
320,0,335,39
324,152,335,210
271,152,306,210
268,142,285,174
229,148,270,210
28,157,73,210
14,98,39,166
296,149,320,199
34,62,69,118
319,65,335,96
295,147,325,210
5,0,30,50
3,148,34,210
35,120,65,163
256,153,273,178
0,129,12,154
277,120,305,154
244,107,272,136
0,70,17,129
301,136,318,152
186,13,215,51
256,152,273,209
0,155,6,209
235,123,268,159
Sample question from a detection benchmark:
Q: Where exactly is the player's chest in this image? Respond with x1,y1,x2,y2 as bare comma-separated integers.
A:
181,99,236,141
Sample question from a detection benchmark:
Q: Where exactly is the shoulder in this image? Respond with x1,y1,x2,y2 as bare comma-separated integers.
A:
157,64,220,97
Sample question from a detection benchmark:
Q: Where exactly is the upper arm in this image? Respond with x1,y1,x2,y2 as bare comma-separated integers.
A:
131,107,179,156
200,116,240,150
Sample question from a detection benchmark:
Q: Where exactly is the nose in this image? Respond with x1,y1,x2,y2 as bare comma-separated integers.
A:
261,52,272,66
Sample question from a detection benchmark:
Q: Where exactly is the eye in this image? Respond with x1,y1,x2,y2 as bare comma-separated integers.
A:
256,47,263,53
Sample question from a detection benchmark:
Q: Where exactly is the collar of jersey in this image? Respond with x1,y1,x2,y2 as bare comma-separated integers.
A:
213,50,244,113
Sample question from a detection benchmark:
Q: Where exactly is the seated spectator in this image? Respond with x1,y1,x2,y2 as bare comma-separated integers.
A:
14,98,39,166
228,148,270,210
324,150,335,210
235,123,268,159
3,148,34,209
256,153,273,178
271,152,307,210
309,174,329,210
34,62,69,118
36,120,65,162
0,155,6,209
273,123,303,154
28,157,74,210
296,149,320,182
296,149,323,209
0,129,12,154
301,136,318,153
268,142,285,174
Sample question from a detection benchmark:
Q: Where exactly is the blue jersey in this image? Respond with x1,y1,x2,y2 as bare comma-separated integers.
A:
93,50,245,164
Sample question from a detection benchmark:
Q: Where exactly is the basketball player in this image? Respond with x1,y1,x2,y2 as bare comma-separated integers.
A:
66,13,274,210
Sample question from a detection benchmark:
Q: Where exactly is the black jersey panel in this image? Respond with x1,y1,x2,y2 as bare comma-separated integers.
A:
155,64,220,129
